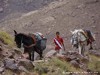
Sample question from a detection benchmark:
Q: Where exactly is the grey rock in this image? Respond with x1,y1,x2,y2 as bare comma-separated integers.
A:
0,67,4,73
19,66,29,73
80,56,89,64
18,59,34,71
70,60,80,68
13,48,22,55
45,50,57,58
0,61,4,67
89,50,100,57
79,63,88,71
4,58,18,70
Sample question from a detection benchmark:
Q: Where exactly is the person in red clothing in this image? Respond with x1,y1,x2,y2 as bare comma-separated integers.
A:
54,32,65,54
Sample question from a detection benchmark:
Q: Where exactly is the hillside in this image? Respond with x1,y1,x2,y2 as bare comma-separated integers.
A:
0,0,100,50
0,31,100,75
0,0,100,75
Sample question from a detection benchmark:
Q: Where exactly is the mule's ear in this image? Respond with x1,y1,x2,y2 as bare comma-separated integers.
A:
14,30,17,35
70,30,73,34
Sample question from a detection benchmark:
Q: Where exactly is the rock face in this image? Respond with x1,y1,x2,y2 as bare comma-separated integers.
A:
0,0,100,74
53,51,90,70
18,59,34,71
45,50,57,58
0,67,4,73
2,58,35,74
89,50,100,57
0,42,35,74
4,58,18,70
70,60,80,68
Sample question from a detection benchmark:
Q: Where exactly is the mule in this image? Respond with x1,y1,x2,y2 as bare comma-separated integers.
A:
70,29,95,56
14,30,47,61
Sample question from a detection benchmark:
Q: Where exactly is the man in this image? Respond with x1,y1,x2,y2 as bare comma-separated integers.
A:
53,32,65,54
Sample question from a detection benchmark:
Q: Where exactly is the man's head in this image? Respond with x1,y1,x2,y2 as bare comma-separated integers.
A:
56,32,60,37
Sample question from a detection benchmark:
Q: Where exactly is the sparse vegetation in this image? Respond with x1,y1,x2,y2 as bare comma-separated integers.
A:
4,69,14,75
0,31,14,46
88,55,100,73
34,57,83,75
0,0,100,75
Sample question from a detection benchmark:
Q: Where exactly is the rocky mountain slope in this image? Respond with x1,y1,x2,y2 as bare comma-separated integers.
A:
0,0,100,50
0,31,100,75
0,0,100,74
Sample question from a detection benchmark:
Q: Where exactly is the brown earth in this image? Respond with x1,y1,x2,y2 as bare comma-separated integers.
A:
0,0,100,51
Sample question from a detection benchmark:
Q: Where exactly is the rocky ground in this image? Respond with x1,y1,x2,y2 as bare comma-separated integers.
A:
0,0,100,75
0,36,100,75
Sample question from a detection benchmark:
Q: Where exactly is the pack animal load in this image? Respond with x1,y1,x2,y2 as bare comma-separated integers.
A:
31,32,47,50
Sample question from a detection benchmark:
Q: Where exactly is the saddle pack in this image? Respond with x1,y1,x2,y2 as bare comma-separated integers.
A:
30,32,47,50
81,30,95,45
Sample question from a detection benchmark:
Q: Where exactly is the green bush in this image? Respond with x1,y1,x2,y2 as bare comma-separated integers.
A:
0,31,14,46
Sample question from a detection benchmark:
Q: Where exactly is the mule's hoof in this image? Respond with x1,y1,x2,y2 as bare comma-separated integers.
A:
40,57,43,60
40,58,42,60
89,47,93,50
31,59,34,61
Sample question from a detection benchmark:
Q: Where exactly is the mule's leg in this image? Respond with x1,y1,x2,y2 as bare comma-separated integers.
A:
37,40,43,60
39,50,43,60
89,43,93,50
31,50,34,61
82,44,85,56
34,47,43,60
28,52,31,61
79,43,82,55
34,49,43,60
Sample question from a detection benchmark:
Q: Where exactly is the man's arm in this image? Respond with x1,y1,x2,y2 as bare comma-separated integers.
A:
62,43,65,51
61,38,65,51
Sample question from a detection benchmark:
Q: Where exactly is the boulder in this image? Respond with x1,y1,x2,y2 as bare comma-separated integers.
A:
80,57,89,63
45,50,57,58
13,48,22,55
0,51,6,59
56,54,67,61
65,51,79,62
89,50,100,57
0,67,4,73
18,59,34,71
79,63,88,71
7,51,15,59
0,61,4,68
66,51,79,57
4,58,18,70
56,53,72,62
67,55,76,60
70,60,80,68
18,66,29,73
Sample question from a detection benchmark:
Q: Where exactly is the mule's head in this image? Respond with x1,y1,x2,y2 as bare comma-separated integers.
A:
14,30,22,48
